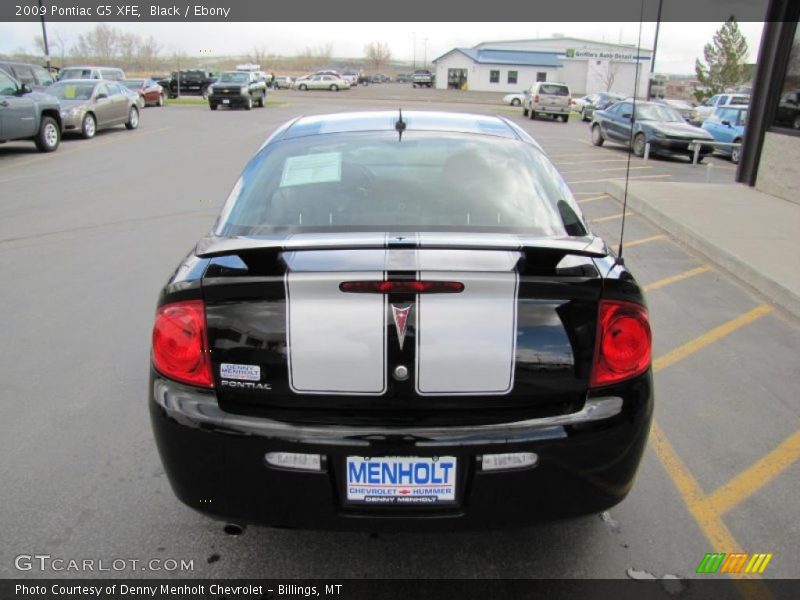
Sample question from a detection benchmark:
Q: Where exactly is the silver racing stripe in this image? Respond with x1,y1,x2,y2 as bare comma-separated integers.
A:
286,270,387,395
415,269,519,396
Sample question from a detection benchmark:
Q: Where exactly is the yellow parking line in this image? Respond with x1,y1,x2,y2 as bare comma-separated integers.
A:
567,174,672,184
643,266,711,292
576,194,609,204
555,158,632,165
560,166,653,175
589,211,634,223
701,429,800,517
648,306,778,594
653,305,773,373
623,234,667,248
650,423,742,547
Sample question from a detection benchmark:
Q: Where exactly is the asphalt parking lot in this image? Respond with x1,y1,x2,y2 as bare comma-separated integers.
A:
1,85,798,587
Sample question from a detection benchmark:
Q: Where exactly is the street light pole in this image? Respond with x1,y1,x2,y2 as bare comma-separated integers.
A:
412,32,417,70
37,0,51,72
648,0,664,100
423,38,428,70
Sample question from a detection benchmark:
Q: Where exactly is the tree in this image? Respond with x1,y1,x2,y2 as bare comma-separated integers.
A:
594,61,620,92
694,18,749,103
364,41,391,72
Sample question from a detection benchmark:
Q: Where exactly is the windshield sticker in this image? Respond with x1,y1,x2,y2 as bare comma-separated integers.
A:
64,85,76,99
280,152,342,188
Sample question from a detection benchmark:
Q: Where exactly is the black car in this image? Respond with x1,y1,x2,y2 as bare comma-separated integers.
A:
591,100,715,161
207,71,267,110
775,90,800,130
149,111,653,531
158,69,217,99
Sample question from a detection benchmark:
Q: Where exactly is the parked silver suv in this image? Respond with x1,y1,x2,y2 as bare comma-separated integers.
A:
523,82,572,123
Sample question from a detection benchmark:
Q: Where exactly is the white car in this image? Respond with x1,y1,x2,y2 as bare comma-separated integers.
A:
293,75,350,91
273,76,293,89
502,92,525,107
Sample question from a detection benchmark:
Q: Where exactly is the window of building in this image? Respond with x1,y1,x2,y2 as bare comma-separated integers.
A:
489,70,499,84
536,72,547,82
771,19,800,131
507,71,518,84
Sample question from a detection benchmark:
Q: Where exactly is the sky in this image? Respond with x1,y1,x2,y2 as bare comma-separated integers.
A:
0,21,765,75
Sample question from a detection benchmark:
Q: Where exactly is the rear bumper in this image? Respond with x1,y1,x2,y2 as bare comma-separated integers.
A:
149,372,653,531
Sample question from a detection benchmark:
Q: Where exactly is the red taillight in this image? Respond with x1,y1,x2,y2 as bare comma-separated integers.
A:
590,299,651,387
339,280,464,294
151,300,213,388
534,94,540,103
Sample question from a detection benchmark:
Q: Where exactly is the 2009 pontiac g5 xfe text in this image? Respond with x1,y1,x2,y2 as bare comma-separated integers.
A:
149,111,653,531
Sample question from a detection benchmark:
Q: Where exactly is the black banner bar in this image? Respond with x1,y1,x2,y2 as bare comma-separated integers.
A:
1,0,776,23
3,579,800,600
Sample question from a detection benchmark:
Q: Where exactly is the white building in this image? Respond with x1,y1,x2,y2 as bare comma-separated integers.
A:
433,37,652,97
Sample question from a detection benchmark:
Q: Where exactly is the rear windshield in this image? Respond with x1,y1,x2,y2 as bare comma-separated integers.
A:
216,131,586,237
539,84,569,96
122,79,144,89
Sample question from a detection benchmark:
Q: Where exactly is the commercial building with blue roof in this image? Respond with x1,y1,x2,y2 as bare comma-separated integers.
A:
432,37,652,96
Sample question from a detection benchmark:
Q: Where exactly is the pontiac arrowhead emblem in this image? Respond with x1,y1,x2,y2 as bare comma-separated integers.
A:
391,304,412,350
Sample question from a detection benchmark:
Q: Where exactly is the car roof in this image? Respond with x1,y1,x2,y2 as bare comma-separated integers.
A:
280,111,521,140
53,79,101,84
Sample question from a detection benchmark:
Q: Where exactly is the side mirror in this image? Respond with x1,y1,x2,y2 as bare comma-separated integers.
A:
19,83,32,94
622,113,632,120
721,119,732,127
95,93,108,100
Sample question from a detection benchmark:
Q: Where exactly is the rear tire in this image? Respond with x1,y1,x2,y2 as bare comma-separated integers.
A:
561,114,569,123
633,133,646,157
125,106,139,130
257,93,265,107
522,107,529,116
245,96,252,111
298,84,307,91
209,103,218,110
81,113,96,139
581,108,588,121
731,140,741,164
330,84,339,91
35,116,60,152
529,110,536,120
591,124,604,146
157,94,165,107
511,98,521,106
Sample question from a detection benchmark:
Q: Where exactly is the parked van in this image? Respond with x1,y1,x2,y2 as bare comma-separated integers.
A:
0,60,55,92
523,82,572,122
58,66,125,82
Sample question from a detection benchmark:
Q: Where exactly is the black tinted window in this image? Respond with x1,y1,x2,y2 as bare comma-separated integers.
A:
539,84,567,95
217,131,585,237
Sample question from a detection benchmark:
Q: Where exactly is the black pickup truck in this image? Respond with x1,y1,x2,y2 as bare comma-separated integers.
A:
207,71,267,110
156,70,217,99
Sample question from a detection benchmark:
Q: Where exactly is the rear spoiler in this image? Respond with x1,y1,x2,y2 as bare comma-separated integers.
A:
194,234,609,259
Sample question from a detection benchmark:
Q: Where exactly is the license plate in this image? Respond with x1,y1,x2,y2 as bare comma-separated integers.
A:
222,99,230,104
345,456,457,505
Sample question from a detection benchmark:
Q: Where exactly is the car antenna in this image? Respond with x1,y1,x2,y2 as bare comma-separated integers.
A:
395,108,406,141
617,0,646,266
